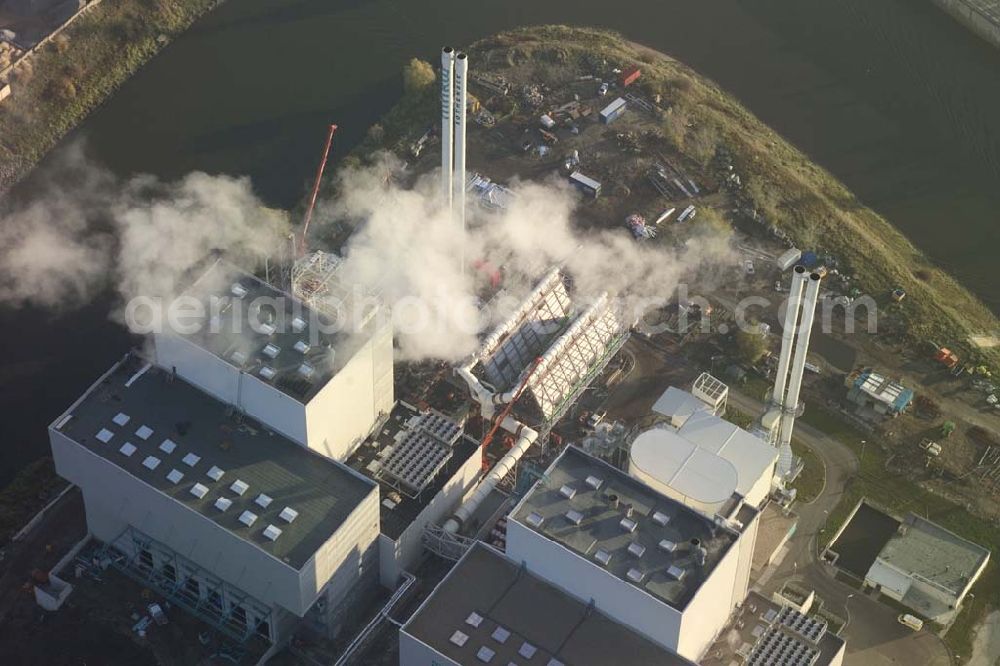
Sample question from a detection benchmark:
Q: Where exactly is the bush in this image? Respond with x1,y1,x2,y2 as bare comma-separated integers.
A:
402,58,435,94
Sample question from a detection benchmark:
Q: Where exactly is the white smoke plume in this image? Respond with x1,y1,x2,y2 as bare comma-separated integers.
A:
331,152,736,361
0,144,288,314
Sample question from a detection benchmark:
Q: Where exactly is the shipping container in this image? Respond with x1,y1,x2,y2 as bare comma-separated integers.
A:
569,171,601,199
599,97,627,124
620,66,641,87
776,248,802,271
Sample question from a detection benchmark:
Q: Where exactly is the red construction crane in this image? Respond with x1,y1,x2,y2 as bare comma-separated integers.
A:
299,123,338,256
480,357,543,471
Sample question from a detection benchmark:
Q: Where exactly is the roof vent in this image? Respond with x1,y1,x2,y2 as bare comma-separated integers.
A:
626,567,645,583
652,511,670,526
258,366,276,381
262,343,280,359
450,630,469,647
297,363,316,380
135,425,154,440
166,469,184,484
667,564,687,581
255,493,273,509
230,479,249,496
112,412,131,426
491,626,510,644
190,483,209,499
207,465,225,481
659,539,678,553
231,283,248,298
519,643,538,659
585,475,603,490
159,439,177,454
565,509,584,525
294,340,310,354
559,484,577,500
238,510,258,527
525,511,544,528
465,612,484,628
594,549,612,566
291,317,307,333
96,428,114,444
628,542,647,558
619,517,638,533
231,350,249,365
214,497,233,512
142,456,161,471
476,646,495,663
279,507,299,523
119,442,137,457
182,453,201,467
263,524,282,541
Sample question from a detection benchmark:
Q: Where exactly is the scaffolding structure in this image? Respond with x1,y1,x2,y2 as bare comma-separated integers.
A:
97,526,272,644
291,251,385,331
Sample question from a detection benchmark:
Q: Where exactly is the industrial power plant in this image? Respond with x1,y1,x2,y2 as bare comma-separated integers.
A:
34,47,862,666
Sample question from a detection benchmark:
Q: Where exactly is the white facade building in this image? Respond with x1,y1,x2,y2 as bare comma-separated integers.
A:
505,447,760,662
153,258,393,462
49,357,380,642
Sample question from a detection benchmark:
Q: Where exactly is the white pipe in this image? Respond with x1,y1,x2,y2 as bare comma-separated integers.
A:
444,415,538,533
778,272,822,451
440,47,455,211
772,266,807,409
454,52,468,274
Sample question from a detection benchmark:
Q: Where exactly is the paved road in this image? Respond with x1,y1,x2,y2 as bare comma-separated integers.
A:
728,389,952,665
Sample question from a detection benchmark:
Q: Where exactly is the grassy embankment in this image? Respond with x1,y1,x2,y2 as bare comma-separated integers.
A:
0,458,66,544
349,25,1000,374
0,0,221,194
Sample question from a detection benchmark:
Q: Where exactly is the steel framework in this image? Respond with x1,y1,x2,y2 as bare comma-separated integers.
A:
97,526,272,643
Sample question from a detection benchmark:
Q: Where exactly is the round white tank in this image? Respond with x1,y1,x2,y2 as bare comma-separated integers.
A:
628,427,738,514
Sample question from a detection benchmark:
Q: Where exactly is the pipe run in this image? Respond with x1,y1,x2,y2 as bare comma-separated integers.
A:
444,415,538,533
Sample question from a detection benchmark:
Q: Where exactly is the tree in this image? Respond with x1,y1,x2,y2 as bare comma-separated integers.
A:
402,58,435,94
735,328,767,365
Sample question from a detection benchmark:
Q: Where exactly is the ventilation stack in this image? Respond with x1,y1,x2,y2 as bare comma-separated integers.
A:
763,266,823,478
453,52,469,274
440,47,456,212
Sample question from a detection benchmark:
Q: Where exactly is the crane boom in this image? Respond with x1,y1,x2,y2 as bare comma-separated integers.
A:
300,123,338,256
480,357,542,469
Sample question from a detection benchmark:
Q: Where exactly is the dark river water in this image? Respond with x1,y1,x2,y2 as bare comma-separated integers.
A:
3,0,1000,484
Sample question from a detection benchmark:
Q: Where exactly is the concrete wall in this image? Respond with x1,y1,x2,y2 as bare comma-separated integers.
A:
932,0,1000,50
50,428,378,618
731,510,760,611
505,518,684,655
378,449,481,587
746,461,776,508
676,527,745,659
398,630,460,666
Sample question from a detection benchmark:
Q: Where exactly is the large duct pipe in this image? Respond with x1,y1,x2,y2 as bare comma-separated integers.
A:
440,47,455,210
454,52,469,273
772,266,808,409
778,272,822,451
444,415,538,533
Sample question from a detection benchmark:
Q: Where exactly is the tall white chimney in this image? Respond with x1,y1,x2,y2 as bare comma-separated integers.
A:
777,271,822,465
440,47,456,211
772,265,808,411
454,52,469,274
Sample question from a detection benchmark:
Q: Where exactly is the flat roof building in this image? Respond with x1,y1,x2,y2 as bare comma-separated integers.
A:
50,356,381,641
506,446,760,661
153,257,394,461
865,513,989,622
400,543,696,666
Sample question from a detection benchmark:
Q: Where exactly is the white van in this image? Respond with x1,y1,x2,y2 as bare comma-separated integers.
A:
898,614,924,631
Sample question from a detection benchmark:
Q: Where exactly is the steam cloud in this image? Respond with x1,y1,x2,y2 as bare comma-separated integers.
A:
333,152,736,360
0,143,288,311
0,147,736,362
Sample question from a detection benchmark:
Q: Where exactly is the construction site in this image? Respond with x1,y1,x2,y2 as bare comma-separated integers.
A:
2,31,1000,666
